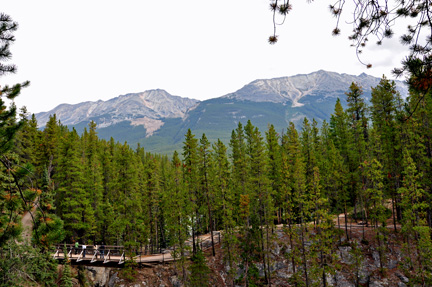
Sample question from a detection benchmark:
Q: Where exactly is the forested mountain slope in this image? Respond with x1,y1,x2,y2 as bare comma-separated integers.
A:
5,76,432,286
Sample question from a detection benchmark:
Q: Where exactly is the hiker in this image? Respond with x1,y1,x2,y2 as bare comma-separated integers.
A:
74,241,79,255
99,243,105,259
82,243,87,258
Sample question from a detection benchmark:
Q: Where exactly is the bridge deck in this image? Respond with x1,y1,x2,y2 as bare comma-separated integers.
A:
54,252,175,264
53,232,221,265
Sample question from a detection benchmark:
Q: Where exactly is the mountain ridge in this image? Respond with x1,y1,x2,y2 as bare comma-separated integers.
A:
35,70,408,153
36,89,199,129
222,70,407,106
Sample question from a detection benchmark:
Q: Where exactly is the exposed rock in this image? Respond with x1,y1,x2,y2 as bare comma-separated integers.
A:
276,269,292,279
272,242,281,256
358,266,371,285
331,271,355,287
108,271,118,287
85,266,112,286
130,117,164,137
387,258,398,269
256,263,265,277
235,266,244,280
338,246,353,264
169,275,182,287
370,279,386,287
372,249,382,268
223,70,407,106
396,272,409,283
36,89,199,132
275,261,287,270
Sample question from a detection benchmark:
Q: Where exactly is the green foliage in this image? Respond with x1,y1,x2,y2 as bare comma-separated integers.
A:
0,242,58,287
60,244,73,287
56,129,95,241
93,96,341,154
188,249,211,287
0,14,29,156
77,265,89,287
32,214,65,249
0,13,30,248
119,259,138,282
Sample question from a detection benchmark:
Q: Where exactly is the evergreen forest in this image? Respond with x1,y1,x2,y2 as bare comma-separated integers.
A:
2,75,432,286
2,11,432,287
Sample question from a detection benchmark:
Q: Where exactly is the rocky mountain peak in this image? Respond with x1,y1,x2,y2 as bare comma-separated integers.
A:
222,70,408,106
36,89,199,135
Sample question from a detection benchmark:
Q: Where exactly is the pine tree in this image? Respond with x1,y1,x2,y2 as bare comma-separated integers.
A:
0,153,24,246
229,122,248,224
0,13,30,246
266,124,283,224
309,166,339,286
0,243,59,286
82,121,104,244
38,115,61,180
61,244,74,287
403,88,432,231
142,152,162,253
182,129,199,254
32,167,65,249
281,122,306,285
301,118,318,195
330,99,350,161
99,138,117,244
399,150,432,284
14,109,39,168
318,121,347,240
0,13,29,156
346,82,368,142
111,142,141,247
361,158,387,272
295,145,310,286
198,133,216,256
370,76,403,231
188,249,211,287
211,139,237,283
164,151,190,281
345,82,369,235
245,121,273,284
56,129,95,241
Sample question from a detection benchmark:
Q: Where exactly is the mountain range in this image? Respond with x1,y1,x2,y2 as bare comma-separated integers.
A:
35,70,408,154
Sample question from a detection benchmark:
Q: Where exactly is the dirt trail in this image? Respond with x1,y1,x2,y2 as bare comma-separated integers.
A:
19,203,37,244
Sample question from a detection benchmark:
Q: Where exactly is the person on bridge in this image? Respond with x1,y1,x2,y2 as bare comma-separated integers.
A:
74,241,79,255
99,243,105,259
82,243,87,258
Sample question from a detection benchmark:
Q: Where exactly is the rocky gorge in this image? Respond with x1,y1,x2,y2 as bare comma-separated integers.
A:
63,225,412,287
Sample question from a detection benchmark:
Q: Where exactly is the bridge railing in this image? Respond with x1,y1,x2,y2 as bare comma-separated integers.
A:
53,231,222,264
53,244,126,263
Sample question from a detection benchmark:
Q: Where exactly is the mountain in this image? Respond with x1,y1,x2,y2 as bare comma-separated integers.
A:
36,89,199,137
35,70,408,154
223,70,407,105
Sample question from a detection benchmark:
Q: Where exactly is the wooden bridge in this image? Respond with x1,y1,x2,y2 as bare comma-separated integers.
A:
53,231,221,266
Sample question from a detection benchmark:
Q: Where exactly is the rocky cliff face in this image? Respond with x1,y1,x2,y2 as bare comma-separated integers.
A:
222,70,408,107
76,226,411,287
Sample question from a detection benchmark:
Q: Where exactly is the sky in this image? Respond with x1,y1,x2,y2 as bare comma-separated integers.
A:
2,1,409,114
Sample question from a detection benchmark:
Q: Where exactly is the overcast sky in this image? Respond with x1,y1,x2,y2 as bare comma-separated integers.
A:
3,1,409,114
